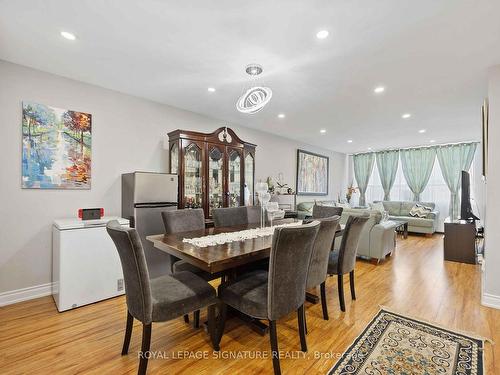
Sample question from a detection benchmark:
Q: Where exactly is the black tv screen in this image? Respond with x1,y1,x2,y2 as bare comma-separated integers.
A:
460,170,477,220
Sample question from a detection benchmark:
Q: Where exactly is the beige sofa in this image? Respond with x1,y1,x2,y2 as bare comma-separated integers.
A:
334,208,398,263
375,201,439,235
297,201,398,262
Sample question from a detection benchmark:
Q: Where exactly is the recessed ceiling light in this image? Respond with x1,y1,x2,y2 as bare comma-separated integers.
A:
60,31,76,40
430,139,436,143
368,147,372,150
402,113,412,119
347,139,353,143
320,129,326,134
278,113,285,119
374,86,385,94
316,30,329,39
418,129,426,133
207,87,216,92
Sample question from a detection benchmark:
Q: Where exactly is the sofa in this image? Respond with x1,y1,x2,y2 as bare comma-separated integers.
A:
375,201,439,235
334,208,397,262
296,201,398,262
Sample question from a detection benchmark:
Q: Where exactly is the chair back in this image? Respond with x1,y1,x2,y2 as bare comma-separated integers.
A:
161,208,205,233
106,220,152,324
267,221,320,321
306,216,341,289
213,206,248,227
246,206,261,224
337,214,370,274
312,204,343,219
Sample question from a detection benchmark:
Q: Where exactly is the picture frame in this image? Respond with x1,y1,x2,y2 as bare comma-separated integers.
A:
482,98,488,178
296,149,329,196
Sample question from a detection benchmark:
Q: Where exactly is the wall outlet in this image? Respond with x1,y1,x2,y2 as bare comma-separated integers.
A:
117,278,124,291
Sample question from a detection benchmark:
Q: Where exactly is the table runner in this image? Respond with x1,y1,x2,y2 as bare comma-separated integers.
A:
182,221,303,248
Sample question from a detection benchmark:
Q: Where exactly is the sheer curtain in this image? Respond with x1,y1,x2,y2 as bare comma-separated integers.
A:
353,153,375,206
400,147,436,201
436,143,477,219
376,150,399,200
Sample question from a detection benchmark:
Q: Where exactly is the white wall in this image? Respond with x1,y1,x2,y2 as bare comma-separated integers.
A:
0,60,347,294
483,65,500,308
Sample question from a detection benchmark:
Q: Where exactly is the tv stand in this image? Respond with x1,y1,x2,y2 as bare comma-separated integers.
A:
443,218,477,264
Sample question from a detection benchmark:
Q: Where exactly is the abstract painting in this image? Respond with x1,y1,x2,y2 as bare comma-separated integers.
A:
22,101,92,189
296,149,329,195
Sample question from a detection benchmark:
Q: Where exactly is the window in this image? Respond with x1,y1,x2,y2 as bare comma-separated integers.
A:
359,154,479,232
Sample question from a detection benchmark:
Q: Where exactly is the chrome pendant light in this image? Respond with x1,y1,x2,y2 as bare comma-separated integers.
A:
236,64,272,114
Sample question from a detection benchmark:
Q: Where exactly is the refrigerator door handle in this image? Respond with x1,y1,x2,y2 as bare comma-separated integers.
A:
134,202,178,208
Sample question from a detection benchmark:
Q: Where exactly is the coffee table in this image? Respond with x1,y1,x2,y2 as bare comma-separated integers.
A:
391,220,409,239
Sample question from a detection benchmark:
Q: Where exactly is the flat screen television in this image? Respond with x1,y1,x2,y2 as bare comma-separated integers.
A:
460,170,479,221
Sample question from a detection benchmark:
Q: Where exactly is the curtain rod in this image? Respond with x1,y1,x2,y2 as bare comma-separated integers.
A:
349,140,479,156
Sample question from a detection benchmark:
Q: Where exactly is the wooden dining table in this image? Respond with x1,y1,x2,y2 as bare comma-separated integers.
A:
147,220,344,334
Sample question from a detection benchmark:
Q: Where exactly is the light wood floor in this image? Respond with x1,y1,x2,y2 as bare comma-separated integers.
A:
0,235,498,374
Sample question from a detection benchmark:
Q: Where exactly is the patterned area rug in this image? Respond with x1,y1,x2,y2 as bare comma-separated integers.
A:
328,308,485,375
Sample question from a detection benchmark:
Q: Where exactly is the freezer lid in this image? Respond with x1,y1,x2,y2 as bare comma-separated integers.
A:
134,172,178,204
54,216,129,230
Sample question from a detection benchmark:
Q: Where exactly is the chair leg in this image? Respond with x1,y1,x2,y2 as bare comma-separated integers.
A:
303,305,308,335
349,270,356,300
193,310,200,329
216,303,227,346
297,305,307,352
269,320,281,375
338,274,346,312
121,310,134,355
207,304,220,351
138,323,152,375
183,314,189,323
320,281,329,320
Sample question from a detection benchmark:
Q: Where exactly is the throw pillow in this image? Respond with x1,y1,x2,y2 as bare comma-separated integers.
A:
409,204,432,218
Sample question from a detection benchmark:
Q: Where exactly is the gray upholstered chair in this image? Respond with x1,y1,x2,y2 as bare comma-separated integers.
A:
161,208,221,328
312,204,343,219
161,209,206,275
305,216,341,321
106,220,219,375
246,206,262,224
212,206,248,227
327,214,369,312
216,221,320,375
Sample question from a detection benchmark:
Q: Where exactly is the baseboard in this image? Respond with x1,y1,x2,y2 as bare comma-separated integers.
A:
0,282,53,307
481,292,500,310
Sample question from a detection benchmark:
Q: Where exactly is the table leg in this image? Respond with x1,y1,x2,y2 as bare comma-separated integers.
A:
404,223,408,239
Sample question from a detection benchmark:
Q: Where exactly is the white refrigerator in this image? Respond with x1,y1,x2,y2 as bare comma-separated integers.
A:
52,216,129,312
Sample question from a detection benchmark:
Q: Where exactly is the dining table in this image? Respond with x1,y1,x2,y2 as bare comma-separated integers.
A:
147,219,344,334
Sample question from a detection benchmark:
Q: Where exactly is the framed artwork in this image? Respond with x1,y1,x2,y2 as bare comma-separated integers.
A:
482,98,488,178
22,101,92,189
296,149,329,195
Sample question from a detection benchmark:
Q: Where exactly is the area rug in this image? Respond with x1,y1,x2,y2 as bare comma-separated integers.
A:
328,308,486,375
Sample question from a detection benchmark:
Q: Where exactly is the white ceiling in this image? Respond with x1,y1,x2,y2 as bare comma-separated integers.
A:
1,0,499,153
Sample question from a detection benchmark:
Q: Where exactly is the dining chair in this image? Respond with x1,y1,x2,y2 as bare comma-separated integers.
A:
216,221,320,375
246,205,262,224
161,208,220,327
305,215,341,321
327,214,369,312
106,220,219,375
212,206,248,227
312,204,343,219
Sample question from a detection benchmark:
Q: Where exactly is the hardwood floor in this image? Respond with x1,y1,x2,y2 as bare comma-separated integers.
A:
0,234,498,374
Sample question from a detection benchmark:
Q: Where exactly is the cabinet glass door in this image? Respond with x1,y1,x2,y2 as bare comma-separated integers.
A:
183,143,202,208
244,153,255,205
170,143,179,174
208,145,224,215
227,149,241,207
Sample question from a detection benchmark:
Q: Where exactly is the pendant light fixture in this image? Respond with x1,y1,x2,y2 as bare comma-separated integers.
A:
236,64,272,114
